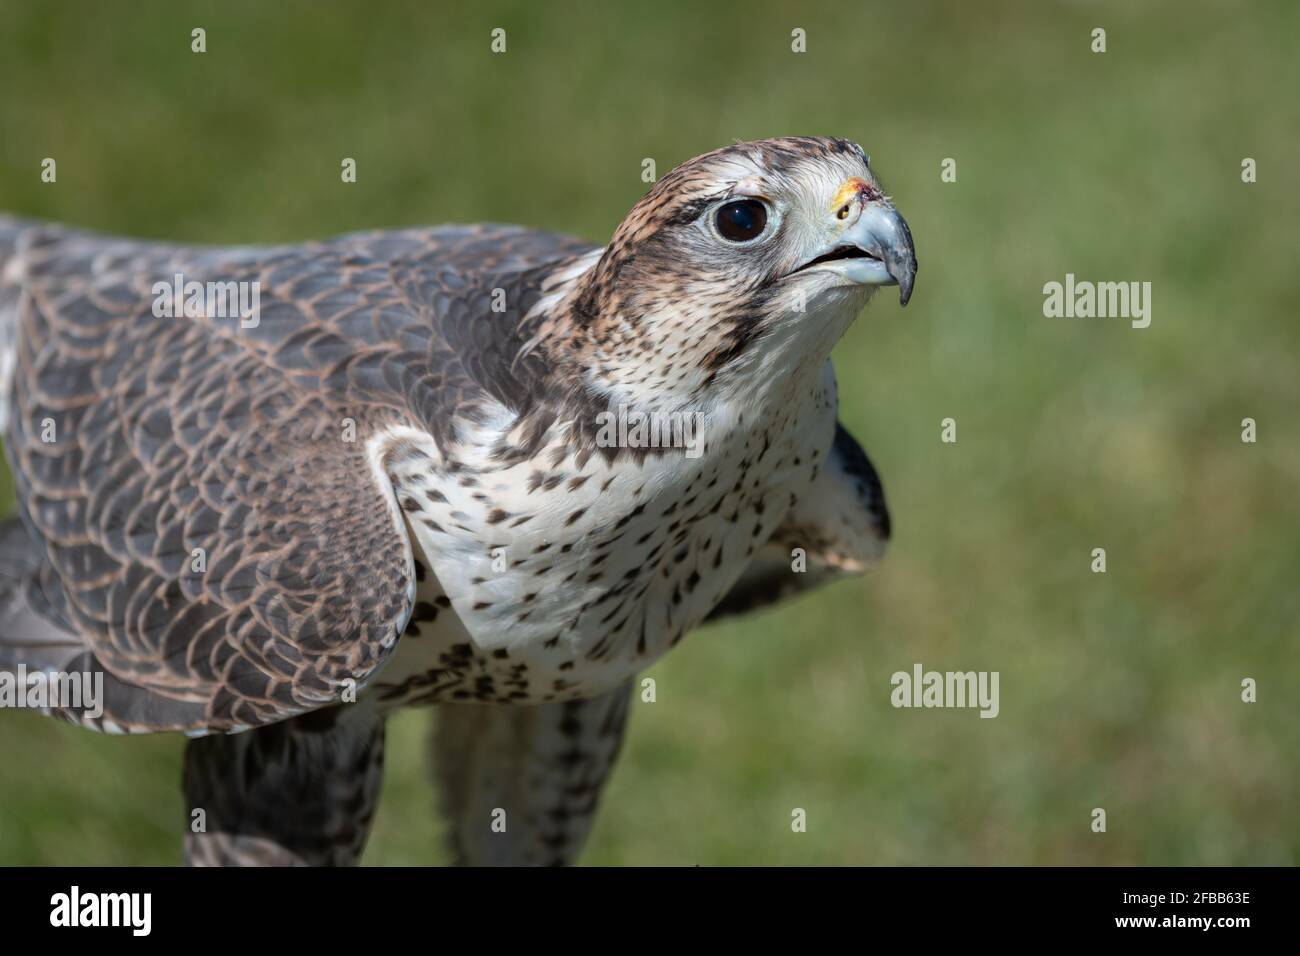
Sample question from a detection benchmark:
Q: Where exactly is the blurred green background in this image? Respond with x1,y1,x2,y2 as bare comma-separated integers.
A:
0,0,1296,865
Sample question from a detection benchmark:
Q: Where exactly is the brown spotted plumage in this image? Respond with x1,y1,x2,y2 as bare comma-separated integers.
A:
0,136,914,865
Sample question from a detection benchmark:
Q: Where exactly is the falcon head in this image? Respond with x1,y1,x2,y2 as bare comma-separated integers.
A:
561,137,916,403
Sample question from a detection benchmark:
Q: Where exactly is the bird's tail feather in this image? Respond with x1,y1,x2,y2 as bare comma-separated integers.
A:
0,515,212,734
0,516,85,672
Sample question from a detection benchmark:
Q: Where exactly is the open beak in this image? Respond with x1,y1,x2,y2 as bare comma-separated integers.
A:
791,202,917,306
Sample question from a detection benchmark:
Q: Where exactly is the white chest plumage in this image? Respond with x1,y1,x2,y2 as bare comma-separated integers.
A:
368,362,839,708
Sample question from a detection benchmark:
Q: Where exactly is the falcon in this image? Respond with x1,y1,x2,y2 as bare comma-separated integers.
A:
0,136,915,866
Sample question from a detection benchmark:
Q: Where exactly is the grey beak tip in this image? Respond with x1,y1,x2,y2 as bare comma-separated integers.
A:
885,210,916,307
890,258,915,307
899,268,915,306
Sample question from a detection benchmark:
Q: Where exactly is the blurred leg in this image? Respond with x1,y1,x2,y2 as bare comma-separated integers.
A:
182,706,385,866
432,681,633,866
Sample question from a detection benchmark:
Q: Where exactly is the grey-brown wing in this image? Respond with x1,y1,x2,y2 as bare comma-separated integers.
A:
706,422,890,620
0,216,591,733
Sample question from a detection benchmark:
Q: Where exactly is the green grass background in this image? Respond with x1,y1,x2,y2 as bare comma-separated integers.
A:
0,0,1296,865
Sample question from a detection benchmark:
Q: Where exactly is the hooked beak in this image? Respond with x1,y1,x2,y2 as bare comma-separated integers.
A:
790,202,917,306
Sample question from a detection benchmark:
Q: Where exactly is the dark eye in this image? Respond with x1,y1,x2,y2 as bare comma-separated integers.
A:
715,199,768,242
